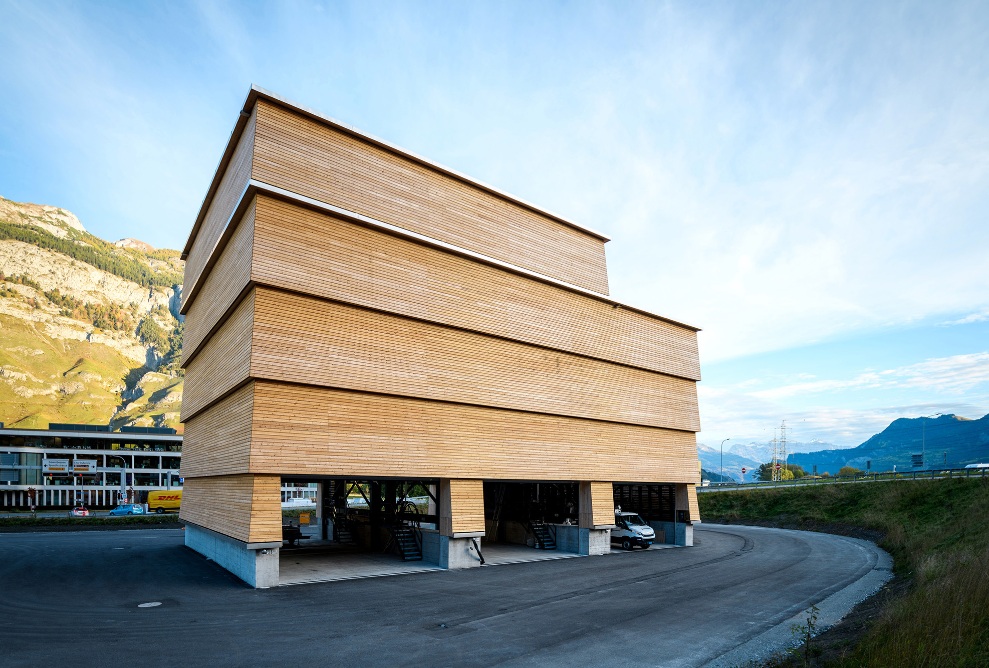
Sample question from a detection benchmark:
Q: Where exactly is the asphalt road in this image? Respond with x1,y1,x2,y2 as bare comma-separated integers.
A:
0,525,890,667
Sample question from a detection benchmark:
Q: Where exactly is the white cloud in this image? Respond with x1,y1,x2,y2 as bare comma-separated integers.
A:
2,0,988,361
942,311,989,326
753,353,989,401
698,351,989,446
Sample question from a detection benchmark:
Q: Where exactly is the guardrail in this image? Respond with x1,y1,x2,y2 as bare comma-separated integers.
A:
698,466,989,492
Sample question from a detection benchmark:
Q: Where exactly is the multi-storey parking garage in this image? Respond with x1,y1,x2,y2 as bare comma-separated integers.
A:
179,86,702,587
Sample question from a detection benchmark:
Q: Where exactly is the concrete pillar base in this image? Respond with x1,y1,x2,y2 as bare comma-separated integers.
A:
185,523,281,588
649,521,694,547
581,528,611,555
547,525,611,555
440,535,484,569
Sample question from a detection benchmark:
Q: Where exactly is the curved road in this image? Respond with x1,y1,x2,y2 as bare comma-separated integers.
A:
0,524,890,667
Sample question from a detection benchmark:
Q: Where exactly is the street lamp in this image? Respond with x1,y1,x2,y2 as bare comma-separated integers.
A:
105,454,128,503
720,438,730,485
922,413,942,470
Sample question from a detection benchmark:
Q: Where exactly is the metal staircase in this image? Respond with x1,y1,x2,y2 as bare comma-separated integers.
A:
529,521,557,550
333,518,354,544
390,525,423,561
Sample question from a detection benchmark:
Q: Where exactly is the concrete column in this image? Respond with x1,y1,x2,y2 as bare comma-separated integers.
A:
438,479,484,569
426,484,438,530
370,481,383,550
577,482,614,555
315,481,326,540
672,483,695,546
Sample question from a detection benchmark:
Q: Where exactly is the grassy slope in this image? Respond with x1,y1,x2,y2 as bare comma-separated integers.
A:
0,313,184,431
111,371,184,430
0,313,129,427
700,479,989,667
0,197,185,431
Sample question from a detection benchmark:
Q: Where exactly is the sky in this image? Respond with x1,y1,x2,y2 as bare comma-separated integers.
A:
1,0,988,451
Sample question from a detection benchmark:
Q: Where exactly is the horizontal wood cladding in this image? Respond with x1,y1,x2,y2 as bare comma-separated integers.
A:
248,381,700,483
180,383,254,478
580,482,615,529
685,484,700,524
440,479,485,535
181,291,254,421
182,107,256,311
251,287,699,430
252,100,610,294
179,474,281,543
588,481,616,527
252,196,701,380
182,199,256,364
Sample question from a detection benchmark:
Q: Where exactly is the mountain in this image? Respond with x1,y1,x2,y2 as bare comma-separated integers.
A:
701,469,733,483
788,414,989,474
727,439,842,463
700,416,989,479
0,196,184,430
697,443,761,481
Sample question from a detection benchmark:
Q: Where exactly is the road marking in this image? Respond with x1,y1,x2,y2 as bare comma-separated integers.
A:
137,602,162,608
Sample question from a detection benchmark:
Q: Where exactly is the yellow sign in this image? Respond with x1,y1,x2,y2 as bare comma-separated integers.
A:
299,512,311,525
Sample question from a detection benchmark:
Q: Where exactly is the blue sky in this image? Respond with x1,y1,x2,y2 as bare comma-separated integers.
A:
2,0,988,449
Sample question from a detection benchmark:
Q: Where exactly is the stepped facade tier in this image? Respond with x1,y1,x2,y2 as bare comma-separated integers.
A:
179,86,702,587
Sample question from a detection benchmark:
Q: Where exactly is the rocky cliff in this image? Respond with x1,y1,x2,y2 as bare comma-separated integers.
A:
0,196,184,430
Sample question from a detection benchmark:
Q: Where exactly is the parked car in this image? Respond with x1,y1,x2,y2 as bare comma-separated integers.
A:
611,511,655,550
69,506,89,517
108,503,145,516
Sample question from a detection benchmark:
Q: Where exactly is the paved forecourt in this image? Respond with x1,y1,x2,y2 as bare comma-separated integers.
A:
0,524,889,667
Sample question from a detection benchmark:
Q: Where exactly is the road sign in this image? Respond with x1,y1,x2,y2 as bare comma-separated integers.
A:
741,467,747,474
72,459,97,473
43,458,70,474
774,463,782,470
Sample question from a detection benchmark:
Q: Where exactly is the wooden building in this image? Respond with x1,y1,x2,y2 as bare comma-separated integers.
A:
179,86,702,587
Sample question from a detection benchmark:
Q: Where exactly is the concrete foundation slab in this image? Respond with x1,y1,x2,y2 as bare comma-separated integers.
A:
481,543,583,566
185,523,280,588
276,534,676,584
279,550,443,585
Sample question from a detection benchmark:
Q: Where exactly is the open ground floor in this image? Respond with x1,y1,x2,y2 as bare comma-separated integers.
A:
181,475,701,588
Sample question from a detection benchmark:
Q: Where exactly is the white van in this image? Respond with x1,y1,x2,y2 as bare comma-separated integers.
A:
611,510,655,550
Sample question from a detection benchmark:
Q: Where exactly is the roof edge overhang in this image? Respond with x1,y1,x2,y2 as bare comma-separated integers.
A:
182,85,610,259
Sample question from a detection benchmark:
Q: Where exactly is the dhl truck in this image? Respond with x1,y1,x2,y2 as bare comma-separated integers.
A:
147,490,182,514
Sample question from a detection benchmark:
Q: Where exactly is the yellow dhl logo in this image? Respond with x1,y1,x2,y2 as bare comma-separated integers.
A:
155,495,181,501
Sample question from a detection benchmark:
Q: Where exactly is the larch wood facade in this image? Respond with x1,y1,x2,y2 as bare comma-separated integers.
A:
179,87,702,584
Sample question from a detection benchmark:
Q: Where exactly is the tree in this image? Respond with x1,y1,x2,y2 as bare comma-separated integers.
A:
137,316,170,356
757,463,804,481
838,466,862,477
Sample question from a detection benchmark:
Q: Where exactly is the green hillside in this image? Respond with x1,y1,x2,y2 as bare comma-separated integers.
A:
0,197,184,431
701,479,989,666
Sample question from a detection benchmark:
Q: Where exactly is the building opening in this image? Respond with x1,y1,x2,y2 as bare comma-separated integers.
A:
277,477,444,584
483,482,579,551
